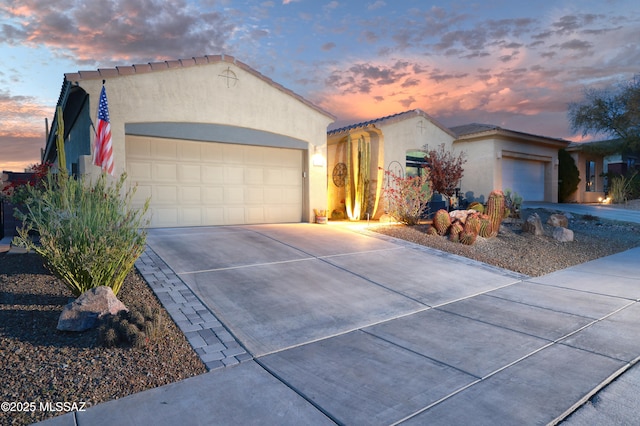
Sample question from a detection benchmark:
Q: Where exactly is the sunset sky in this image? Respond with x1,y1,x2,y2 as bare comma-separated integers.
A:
1,0,639,171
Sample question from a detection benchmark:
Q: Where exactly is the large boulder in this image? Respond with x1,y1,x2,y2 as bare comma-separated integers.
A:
522,213,544,236
547,213,569,228
553,227,574,242
57,286,128,332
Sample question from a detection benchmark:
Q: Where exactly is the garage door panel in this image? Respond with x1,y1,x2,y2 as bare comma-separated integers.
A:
178,164,201,182
245,187,264,204
127,136,302,227
154,186,178,203
178,143,201,161
153,140,178,159
181,208,202,225
203,165,224,183
153,163,177,181
128,161,152,180
502,158,545,202
224,187,244,204
203,187,224,204
224,166,244,184
180,186,201,204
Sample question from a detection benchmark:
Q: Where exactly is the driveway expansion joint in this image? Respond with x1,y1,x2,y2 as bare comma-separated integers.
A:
135,245,252,371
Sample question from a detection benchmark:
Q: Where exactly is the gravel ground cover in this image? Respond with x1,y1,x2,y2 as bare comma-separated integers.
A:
2,205,640,425
372,207,640,277
0,254,206,426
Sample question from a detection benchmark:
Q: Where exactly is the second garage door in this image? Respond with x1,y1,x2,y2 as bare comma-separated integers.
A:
501,157,545,202
126,135,303,227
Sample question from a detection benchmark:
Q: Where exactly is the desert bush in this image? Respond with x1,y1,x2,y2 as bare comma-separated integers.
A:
382,168,432,225
424,144,466,200
609,171,638,204
13,172,150,297
558,149,580,202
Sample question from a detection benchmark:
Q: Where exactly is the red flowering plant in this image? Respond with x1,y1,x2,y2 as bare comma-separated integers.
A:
381,167,432,225
1,162,52,205
425,144,466,203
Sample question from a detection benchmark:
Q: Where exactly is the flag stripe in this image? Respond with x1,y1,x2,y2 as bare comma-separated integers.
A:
93,86,114,175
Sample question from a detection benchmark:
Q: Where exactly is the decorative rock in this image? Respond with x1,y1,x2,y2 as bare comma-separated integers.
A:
553,227,574,242
522,213,544,236
379,213,397,223
57,286,128,332
547,213,569,228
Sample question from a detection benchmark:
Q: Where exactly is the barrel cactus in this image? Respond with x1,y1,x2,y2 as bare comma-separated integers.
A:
459,231,477,245
479,214,494,238
468,202,484,214
433,209,451,236
449,221,464,242
486,190,505,237
464,213,481,235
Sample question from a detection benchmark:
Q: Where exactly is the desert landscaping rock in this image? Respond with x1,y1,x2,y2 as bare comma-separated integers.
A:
57,286,128,332
522,212,544,236
553,226,574,242
548,213,569,228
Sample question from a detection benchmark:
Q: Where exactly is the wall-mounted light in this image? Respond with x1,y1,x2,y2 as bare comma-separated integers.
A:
312,145,326,167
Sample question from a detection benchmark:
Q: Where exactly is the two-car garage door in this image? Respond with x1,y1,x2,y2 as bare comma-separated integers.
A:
126,135,303,227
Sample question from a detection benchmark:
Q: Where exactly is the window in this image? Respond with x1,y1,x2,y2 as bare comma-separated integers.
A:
406,150,428,177
586,160,596,192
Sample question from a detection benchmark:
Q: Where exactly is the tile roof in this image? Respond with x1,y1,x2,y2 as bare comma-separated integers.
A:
327,109,456,137
63,54,335,120
450,122,570,145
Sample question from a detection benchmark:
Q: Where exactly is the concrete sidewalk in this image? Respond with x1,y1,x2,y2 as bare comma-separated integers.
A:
37,214,640,425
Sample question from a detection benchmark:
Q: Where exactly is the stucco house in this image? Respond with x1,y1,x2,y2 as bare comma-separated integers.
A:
42,55,335,227
565,139,638,203
326,111,570,220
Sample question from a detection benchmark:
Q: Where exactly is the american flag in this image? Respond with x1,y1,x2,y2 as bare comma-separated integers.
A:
93,86,114,175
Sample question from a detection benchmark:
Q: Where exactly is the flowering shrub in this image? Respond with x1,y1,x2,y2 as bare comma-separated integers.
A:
13,172,150,296
382,168,432,225
425,144,466,199
1,163,52,204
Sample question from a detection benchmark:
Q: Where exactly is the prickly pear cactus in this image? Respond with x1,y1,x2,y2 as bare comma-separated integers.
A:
433,209,451,236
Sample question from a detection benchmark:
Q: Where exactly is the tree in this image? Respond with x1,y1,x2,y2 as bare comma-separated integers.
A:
568,74,640,151
424,144,466,199
558,148,580,202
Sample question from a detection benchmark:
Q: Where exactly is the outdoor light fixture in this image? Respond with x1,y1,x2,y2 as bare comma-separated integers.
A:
312,145,326,167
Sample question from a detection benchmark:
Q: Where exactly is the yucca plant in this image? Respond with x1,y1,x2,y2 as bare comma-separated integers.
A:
13,172,150,297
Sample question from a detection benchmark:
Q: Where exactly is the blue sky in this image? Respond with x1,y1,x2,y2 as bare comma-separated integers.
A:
1,0,639,171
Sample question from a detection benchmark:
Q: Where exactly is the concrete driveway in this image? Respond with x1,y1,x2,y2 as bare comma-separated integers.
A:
46,221,640,426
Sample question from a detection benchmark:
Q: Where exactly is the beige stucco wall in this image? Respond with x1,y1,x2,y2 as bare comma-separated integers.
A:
456,136,561,203
326,114,455,219
570,151,605,203
75,60,333,222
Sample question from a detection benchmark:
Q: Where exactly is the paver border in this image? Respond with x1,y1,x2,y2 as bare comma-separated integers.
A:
135,245,252,370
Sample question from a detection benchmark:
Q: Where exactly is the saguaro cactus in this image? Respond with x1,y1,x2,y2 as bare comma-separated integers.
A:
345,134,371,220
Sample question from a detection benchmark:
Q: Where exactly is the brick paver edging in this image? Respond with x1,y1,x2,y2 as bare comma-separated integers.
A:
134,246,252,371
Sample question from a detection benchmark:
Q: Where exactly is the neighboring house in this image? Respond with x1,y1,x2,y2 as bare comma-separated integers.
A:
326,112,569,220
565,139,638,203
327,110,455,219
42,55,335,227
450,124,569,204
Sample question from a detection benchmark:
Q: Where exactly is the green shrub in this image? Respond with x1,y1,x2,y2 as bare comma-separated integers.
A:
558,149,580,202
13,172,150,297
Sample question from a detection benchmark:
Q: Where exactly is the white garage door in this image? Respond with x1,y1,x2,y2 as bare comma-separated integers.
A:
502,158,545,202
126,135,303,227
